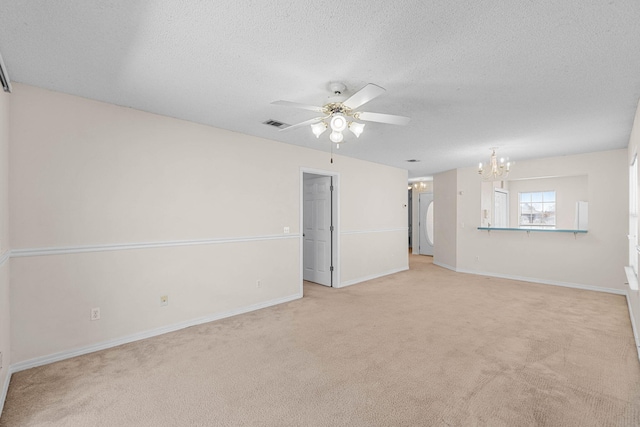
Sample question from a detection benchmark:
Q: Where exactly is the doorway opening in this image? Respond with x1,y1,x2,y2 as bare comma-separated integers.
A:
301,169,339,289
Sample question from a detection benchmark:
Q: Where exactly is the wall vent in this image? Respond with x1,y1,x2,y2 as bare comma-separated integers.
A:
263,119,288,128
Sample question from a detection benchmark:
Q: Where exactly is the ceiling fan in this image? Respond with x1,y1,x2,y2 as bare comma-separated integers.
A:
271,82,410,145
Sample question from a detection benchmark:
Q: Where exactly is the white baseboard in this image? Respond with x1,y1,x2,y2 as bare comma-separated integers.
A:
433,260,456,272
0,366,14,420
625,289,640,362
9,292,302,374
337,266,409,288
436,262,626,296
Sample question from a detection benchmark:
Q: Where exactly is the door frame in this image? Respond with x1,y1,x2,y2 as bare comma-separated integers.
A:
300,167,340,291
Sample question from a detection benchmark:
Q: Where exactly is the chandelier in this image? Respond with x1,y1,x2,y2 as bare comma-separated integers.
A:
309,103,365,147
478,148,511,180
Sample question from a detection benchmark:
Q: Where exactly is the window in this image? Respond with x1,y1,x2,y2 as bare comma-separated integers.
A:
519,191,556,228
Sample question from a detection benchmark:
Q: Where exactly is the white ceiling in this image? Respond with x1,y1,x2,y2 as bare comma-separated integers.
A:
1,1,639,178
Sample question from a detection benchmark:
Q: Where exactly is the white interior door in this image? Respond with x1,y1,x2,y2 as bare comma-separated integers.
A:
419,193,434,256
494,189,509,228
303,175,332,286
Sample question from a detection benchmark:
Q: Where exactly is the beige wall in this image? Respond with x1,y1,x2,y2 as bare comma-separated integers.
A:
9,84,408,365
506,175,588,229
433,169,457,269
0,88,10,403
435,149,627,292
339,160,408,284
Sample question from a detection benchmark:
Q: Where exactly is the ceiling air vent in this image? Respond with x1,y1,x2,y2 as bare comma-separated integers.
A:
263,119,288,129
406,159,420,163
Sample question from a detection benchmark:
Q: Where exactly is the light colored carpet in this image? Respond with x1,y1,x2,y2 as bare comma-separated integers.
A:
1,255,640,426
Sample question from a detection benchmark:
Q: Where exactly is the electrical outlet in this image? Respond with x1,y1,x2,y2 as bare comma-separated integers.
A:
91,307,100,321
257,280,262,289
283,226,290,234
160,295,168,306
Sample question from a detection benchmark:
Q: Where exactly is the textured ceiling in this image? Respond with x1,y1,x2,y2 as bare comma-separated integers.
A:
1,1,640,178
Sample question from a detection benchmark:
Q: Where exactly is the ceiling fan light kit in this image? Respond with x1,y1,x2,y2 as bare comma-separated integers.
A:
348,121,365,138
311,121,328,138
330,113,347,132
330,131,343,144
272,82,410,146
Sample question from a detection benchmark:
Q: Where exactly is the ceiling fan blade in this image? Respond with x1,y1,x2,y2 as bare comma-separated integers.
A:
279,117,324,131
343,83,386,110
271,100,324,113
357,111,411,126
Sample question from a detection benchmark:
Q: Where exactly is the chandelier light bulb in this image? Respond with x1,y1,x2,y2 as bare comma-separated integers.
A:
310,121,327,138
349,121,365,138
330,114,347,132
330,130,343,143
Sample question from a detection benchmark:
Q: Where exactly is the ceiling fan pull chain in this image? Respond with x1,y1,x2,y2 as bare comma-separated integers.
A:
330,140,334,164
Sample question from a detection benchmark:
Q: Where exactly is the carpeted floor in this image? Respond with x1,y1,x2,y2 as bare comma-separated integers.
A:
1,255,639,426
